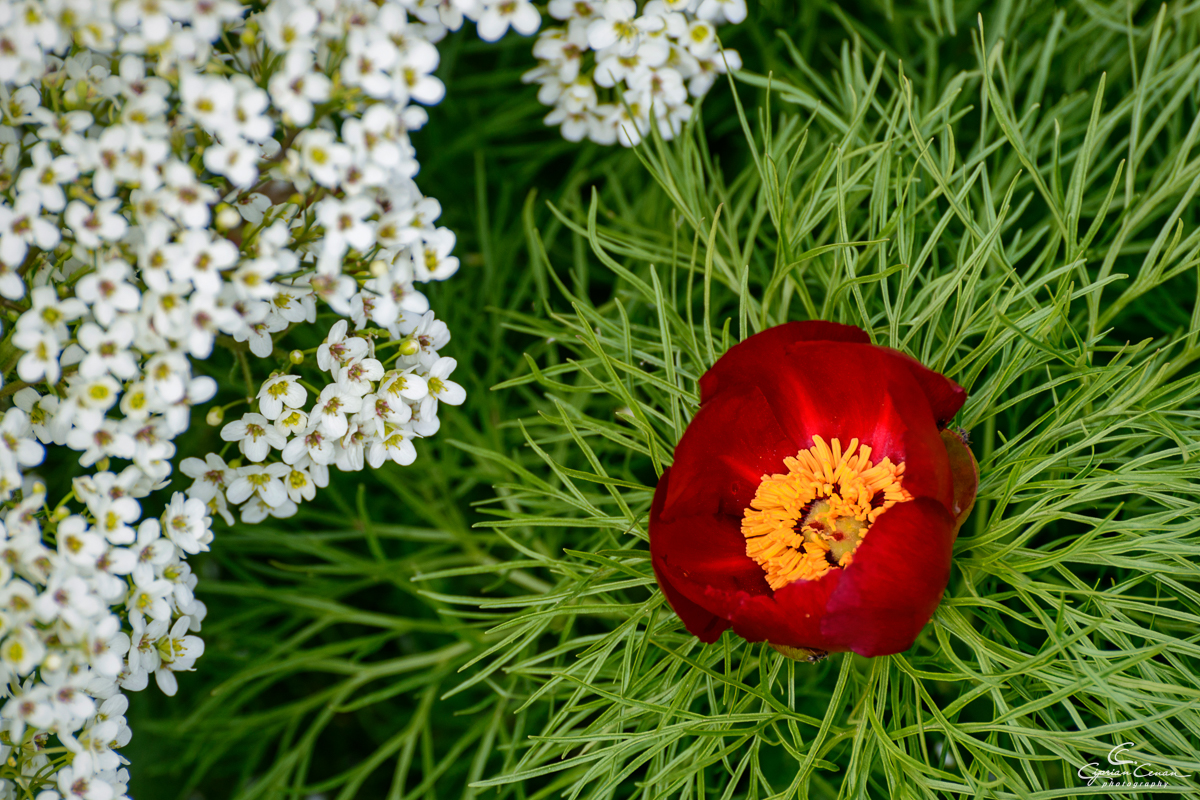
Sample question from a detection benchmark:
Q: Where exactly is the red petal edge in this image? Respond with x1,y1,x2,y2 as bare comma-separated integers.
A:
661,384,800,522
652,555,730,643
881,350,967,428
759,341,955,510
699,321,870,404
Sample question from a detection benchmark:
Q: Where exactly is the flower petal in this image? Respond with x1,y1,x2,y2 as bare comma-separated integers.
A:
699,321,870,404
653,557,730,644
651,467,769,598
720,571,844,651
652,466,847,652
880,349,967,428
818,497,956,656
651,511,847,652
661,385,799,521
941,428,978,538
753,341,955,510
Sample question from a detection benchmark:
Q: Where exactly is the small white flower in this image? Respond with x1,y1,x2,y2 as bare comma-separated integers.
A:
336,357,384,397
261,3,319,52
12,327,62,385
203,138,260,188
35,574,103,630
77,319,138,380
257,375,308,420
413,228,460,281
268,50,331,127
357,391,413,435
180,453,233,502
162,493,213,554
131,518,176,571
283,464,317,503
172,230,239,295
368,424,418,468
144,351,191,405
18,285,88,338
317,320,370,373
335,425,367,471
153,616,205,696
0,625,46,676
696,0,746,24
282,425,336,466
342,30,398,97
181,73,236,135
226,462,291,508
55,515,106,568
392,38,445,105
274,408,309,436
232,191,272,223
311,385,364,438
16,143,78,212
684,19,718,56
231,76,274,142
587,0,640,55
0,407,44,468
161,160,218,228
127,567,174,624
67,418,137,467
425,357,467,406
75,259,142,327
221,413,287,463
65,199,128,249
316,196,376,269
0,196,60,277
379,369,430,403
296,128,351,188
478,0,542,41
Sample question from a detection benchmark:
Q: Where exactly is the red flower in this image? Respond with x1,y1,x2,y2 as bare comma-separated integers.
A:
649,322,978,658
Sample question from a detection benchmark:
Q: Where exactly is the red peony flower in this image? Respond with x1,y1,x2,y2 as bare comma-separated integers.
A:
649,321,978,658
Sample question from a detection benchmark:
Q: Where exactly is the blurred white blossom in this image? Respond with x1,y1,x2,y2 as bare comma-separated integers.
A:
525,0,743,146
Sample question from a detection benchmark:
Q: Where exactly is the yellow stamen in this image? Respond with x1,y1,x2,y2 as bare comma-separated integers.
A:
741,436,911,590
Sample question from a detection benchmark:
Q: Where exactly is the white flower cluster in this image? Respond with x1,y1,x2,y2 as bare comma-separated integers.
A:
207,318,463,523
0,478,203,800
522,0,745,146
0,0,496,795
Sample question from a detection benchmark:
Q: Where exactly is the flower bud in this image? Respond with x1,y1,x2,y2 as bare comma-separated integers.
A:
206,407,225,426
289,350,305,365
398,336,420,356
216,204,241,231
370,259,388,277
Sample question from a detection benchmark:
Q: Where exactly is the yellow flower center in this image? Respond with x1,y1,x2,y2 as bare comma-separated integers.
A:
741,436,911,590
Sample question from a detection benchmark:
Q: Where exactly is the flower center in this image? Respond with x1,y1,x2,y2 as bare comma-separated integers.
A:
741,436,911,590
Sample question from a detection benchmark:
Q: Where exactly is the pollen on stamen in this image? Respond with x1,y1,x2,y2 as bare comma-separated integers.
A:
740,435,911,590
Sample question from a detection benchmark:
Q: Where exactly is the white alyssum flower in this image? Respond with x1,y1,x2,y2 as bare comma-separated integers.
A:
226,462,291,508
221,413,288,462
524,0,743,145
257,375,308,420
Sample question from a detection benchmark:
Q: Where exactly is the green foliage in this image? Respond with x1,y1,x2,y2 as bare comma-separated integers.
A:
128,1,1200,798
